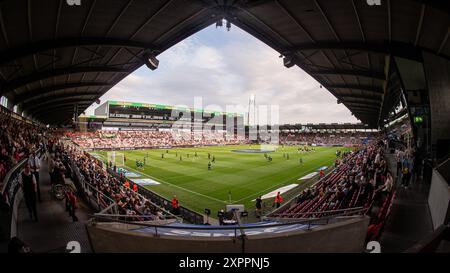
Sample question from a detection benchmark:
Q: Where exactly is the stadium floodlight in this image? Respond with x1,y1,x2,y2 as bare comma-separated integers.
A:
216,18,223,28
283,55,295,68
143,52,159,70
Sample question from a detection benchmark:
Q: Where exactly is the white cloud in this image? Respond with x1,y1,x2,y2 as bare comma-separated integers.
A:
85,25,358,124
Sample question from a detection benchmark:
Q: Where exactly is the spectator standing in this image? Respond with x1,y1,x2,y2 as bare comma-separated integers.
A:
395,148,404,178
274,192,283,208
171,195,180,215
20,164,38,222
28,151,41,202
255,196,262,217
66,191,78,222
48,154,55,185
218,209,225,225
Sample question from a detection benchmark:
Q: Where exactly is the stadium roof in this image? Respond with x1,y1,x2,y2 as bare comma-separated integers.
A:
1,0,449,127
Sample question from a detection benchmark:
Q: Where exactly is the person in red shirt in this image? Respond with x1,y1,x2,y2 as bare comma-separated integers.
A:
66,191,78,222
274,192,283,208
319,169,325,178
132,183,138,192
171,195,180,215
124,180,130,188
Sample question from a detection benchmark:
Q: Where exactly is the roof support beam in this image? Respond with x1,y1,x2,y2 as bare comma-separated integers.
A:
415,4,426,47
346,104,380,111
340,95,382,103
325,84,384,94
32,106,89,122
409,0,450,15
285,42,428,61
0,37,156,66
345,100,380,108
15,82,111,104
32,104,89,117
342,100,381,108
351,0,366,43
273,0,350,90
21,93,100,110
0,67,128,96
28,100,92,116
310,69,385,80
32,109,88,122
438,27,450,54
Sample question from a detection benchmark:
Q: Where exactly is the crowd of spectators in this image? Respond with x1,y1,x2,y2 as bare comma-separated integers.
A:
67,130,247,149
65,144,169,220
0,110,46,188
67,129,375,150
276,137,394,219
280,132,373,146
1,108,171,222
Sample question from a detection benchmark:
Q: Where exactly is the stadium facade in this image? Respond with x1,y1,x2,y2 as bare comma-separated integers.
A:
93,100,244,131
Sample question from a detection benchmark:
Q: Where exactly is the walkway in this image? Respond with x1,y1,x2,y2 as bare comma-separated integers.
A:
379,153,434,253
16,156,93,253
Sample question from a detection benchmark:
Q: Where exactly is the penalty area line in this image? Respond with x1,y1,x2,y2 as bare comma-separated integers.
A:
232,156,335,204
95,152,228,205
125,165,229,205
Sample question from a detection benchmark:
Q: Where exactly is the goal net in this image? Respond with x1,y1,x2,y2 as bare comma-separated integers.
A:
107,151,125,168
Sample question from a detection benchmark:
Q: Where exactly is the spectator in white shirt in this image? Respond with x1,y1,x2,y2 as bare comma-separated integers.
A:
28,151,41,202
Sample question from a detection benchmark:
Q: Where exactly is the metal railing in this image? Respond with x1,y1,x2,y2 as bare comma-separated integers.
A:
267,206,366,219
70,158,118,213
1,149,42,239
65,145,180,221
90,212,365,239
106,168,203,224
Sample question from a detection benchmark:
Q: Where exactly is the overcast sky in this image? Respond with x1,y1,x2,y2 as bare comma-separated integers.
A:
85,23,358,124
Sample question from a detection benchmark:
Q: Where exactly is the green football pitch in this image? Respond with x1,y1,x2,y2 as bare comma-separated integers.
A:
94,145,348,217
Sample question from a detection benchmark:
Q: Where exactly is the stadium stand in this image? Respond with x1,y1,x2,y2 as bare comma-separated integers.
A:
67,129,372,150
270,137,397,241
65,144,173,220
0,107,46,191
280,131,373,146
67,130,248,150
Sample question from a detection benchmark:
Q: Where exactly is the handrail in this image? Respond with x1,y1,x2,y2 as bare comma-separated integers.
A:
98,203,118,215
2,147,42,202
270,206,365,218
1,148,42,240
104,168,179,218
70,157,116,205
91,213,364,232
269,167,339,216
1,158,28,196
66,137,196,222
63,141,181,220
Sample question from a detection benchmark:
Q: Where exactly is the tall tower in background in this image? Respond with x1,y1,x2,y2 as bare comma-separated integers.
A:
247,94,256,126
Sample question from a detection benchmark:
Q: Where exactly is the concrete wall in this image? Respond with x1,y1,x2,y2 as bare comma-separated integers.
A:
87,216,370,253
423,52,450,149
428,169,450,230
94,101,108,116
